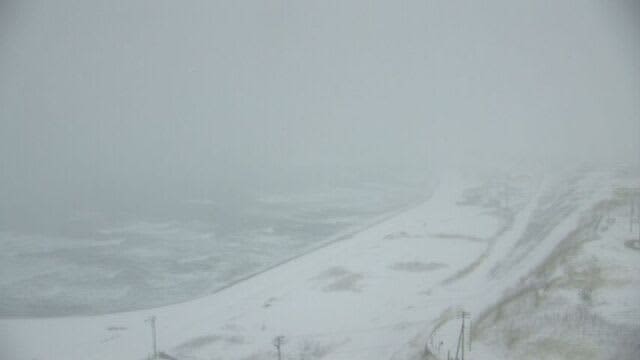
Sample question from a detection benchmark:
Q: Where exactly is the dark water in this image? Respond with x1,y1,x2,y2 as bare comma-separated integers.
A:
0,179,430,317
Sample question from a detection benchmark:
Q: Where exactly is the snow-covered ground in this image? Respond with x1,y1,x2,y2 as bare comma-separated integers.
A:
1,168,638,360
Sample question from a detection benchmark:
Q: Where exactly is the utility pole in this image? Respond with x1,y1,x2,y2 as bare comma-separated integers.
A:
454,319,462,360
469,318,472,352
273,335,285,360
146,316,158,359
454,311,469,360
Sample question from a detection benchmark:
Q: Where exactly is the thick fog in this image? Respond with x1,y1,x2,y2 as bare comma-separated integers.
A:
1,1,638,231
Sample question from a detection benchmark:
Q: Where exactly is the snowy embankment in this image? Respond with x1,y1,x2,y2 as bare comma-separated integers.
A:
1,169,637,360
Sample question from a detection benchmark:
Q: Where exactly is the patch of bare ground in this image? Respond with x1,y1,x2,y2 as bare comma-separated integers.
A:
384,231,428,241
295,339,347,359
312,267,365,293
624,239,640,250
429,233,485,243
175,334,245,352
390,261,447,273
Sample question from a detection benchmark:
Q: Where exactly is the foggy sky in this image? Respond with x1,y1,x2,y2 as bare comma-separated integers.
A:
1,1,638,226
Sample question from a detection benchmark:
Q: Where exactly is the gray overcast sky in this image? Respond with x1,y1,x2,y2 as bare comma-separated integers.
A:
0,1,638,223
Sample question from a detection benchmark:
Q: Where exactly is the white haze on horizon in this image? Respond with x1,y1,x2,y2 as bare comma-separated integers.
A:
0,1,638,230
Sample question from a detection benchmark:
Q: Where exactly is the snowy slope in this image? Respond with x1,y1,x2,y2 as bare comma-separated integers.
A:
1,169,635,360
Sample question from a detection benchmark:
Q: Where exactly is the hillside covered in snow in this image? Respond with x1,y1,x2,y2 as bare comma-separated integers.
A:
2,167,638,360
